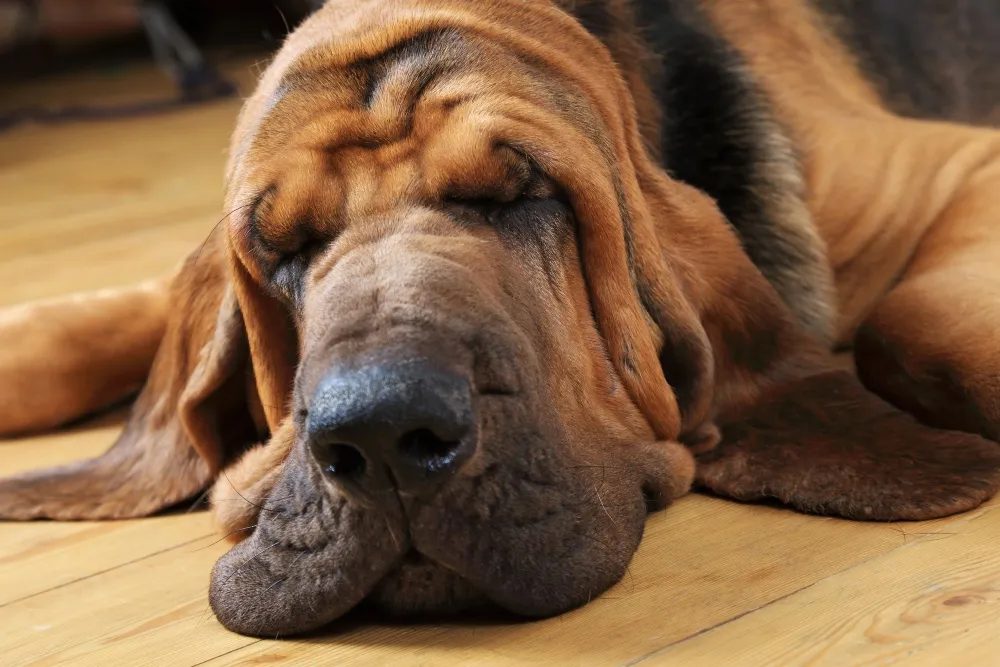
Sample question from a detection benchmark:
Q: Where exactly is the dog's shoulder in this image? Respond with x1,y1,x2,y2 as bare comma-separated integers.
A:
564,0,835,341
562,0,1000,341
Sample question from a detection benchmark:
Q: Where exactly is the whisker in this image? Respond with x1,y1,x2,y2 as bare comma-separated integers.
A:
186,487,212,513
260,576,288,597
223,470,287,515
383,516,401,551
574,530,629,567
193,526,297,628
193,202,255,262
192,494,303,628
211,493,296,504
195,601,215,628
258,550,307,597
624,563,636,595
593,486,619,529
273,4,291,34
216,539,283,590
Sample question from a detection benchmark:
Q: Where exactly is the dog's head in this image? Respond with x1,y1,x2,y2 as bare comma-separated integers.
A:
7,0,999,638
211,2,707,632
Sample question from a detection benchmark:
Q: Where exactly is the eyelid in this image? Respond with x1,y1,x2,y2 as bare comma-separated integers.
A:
246,186,276,231
252,214,323,258
445,159,555,204
243,186,281,259
265,237,328,306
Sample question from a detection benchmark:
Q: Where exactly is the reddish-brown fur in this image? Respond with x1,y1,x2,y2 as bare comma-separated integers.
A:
700,0,1000,443
1,0,999,637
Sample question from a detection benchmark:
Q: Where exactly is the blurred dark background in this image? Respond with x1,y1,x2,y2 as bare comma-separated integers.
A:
0,0,322,130
0,1,323,303
1,0,317,80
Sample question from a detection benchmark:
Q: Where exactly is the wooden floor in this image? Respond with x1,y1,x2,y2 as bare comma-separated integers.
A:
2,59,1000,667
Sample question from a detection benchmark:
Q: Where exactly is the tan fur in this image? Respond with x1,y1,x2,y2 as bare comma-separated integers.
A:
701,0,1000,343
206,0,1000,544
2,0,1000,634
0,277,172,435
699,0,1000,440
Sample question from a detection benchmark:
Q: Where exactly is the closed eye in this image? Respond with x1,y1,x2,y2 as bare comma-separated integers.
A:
443,159,565,222
269,237,327,306
443,194,508,220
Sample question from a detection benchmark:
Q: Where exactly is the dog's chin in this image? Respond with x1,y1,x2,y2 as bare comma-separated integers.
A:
364,551,493,617
209,403,690,638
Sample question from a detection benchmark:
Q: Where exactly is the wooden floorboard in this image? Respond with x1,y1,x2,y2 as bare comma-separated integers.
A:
1,59,998,667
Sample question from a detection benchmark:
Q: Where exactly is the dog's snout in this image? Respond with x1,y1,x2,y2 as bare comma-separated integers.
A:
306,359,475,498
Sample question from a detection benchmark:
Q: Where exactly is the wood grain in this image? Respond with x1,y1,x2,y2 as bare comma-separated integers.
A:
1,58,997,667
645,502,1000,666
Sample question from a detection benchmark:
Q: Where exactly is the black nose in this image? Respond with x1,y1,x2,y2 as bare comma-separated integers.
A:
306,359,475,499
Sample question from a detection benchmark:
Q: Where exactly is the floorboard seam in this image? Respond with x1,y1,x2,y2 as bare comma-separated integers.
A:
187,639,262,667
618,506,997,666
0,532,214,609
619,579,820,667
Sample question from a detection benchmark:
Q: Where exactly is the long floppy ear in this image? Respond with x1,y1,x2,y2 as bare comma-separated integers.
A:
0,230,266,520
565,34,1000,520
199,237,300,537
504,72,715,445
227,249,298,432
699,360,1000,520
633,170,1000,520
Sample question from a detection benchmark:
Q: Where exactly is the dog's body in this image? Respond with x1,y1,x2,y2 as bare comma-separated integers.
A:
586,0,1000,437
3,0,1000,637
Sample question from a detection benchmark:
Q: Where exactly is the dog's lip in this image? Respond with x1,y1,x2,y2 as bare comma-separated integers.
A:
363,546,502,618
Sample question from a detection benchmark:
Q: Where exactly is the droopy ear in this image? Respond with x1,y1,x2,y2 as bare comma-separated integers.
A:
200,237,300,539
649,183,1000,520
226,241,298,432
580,52,1000,520
0,230,266,520
517,81,715,444
698,363,1000,520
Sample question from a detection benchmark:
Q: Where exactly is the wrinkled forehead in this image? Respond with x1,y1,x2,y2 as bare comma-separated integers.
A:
223,1,624,210
233,32,523,211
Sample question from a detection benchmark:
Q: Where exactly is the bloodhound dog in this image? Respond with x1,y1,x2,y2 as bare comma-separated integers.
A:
3,0,1000,637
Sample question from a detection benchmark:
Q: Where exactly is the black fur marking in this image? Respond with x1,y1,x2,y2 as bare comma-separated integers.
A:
572,0,617,42
360,70,379,109
632,1,791,283
279,29,460,112
245,185,278,257
345,29,459,111
563,0,834,342
447,196,573,290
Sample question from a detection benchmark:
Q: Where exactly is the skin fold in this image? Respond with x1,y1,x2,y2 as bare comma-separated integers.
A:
2,0,1000,638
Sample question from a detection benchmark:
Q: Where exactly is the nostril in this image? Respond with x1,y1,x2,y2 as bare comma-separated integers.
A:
398,428,462,473
320,443,367,478
308,361,475,496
